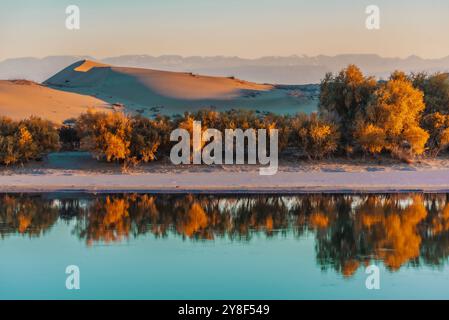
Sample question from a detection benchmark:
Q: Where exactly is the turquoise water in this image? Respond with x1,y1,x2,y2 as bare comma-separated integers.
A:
1,193,449,299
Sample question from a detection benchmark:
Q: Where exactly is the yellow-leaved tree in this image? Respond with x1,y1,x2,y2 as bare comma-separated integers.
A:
76,110,166,168
77,110,132,164
291,113,340,159
319,64,377,152
359,71,429,159
0,116,59,165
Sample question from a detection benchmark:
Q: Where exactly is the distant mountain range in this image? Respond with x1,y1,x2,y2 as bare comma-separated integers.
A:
2,54,449,84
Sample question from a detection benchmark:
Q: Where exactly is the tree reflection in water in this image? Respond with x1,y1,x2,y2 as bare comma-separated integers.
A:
1,193,449,277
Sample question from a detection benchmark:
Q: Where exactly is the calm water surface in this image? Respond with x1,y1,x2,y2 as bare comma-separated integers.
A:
1,193,449,299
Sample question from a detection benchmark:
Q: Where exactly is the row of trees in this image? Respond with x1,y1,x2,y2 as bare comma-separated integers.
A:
1,65,449,166
0,109,339,166
319,65,449,160
72,109,340,166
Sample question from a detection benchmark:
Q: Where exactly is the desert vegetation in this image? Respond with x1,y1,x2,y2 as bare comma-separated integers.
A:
0,116,59,165
67,64,449,166
75,111,170,168
1,65,449,167
70,108,340,166
319,65,449,160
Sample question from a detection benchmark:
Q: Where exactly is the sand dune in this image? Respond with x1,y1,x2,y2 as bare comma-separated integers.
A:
47,60,273,98
45,60,318,116
0,80,110,123
0,60,318,123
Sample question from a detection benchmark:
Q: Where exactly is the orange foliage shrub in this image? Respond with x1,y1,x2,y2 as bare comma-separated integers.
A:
0,116,59,165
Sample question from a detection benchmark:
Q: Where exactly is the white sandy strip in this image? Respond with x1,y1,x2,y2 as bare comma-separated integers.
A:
1,169,449,193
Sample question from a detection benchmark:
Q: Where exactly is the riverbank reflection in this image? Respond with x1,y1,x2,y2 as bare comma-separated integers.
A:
1,193,449,277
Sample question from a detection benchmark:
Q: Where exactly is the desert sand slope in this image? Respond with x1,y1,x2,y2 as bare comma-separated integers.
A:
45,60,318,116
0,80,110,123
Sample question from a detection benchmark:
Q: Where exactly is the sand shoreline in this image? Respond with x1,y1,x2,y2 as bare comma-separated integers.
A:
1,152,448,193
1,169,449,193
2,189,449,194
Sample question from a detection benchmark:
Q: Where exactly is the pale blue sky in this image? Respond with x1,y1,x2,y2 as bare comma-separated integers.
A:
1,0,449,60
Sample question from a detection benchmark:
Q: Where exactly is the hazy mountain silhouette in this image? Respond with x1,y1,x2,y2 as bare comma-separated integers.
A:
2,54,449,84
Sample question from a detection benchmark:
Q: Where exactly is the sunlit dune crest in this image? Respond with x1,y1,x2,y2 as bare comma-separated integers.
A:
73,60,109,72
47,59,274,100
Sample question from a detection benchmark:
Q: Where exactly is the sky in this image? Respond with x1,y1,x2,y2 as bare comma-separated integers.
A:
1,0,449,61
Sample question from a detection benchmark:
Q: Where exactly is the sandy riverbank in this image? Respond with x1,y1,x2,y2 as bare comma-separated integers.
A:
1,170,449,193
1,152,449,193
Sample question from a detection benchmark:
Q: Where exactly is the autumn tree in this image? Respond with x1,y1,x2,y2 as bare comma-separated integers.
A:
422,112,449,156
0,117,19,165
360,71,429,158
130,116,169,163
319,65,377,151
412,72,449,115
76,110,168,167
0,116,59,165
148,115,173,156
76,110,132,164
19,117,59,156
291,113,340,159
411,73,449,156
